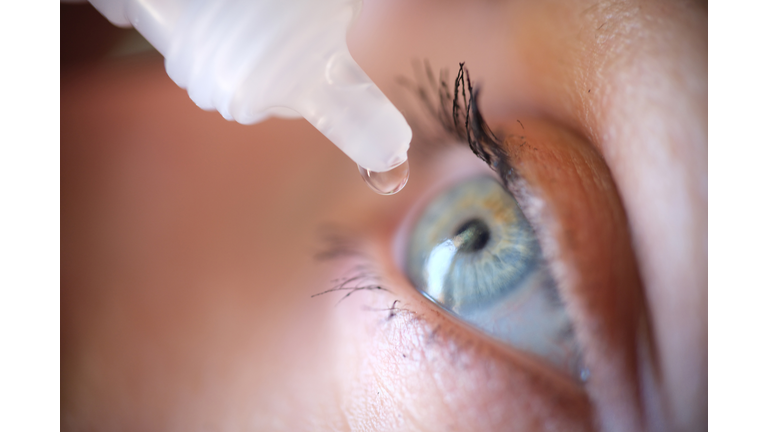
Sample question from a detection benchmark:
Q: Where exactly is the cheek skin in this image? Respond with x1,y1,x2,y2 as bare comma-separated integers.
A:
61,55,363,431
500,117,648,431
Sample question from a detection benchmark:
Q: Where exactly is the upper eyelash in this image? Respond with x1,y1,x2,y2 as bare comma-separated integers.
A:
397,60,516,187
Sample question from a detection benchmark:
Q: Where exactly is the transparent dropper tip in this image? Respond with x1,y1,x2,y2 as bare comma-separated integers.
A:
358,159,410,195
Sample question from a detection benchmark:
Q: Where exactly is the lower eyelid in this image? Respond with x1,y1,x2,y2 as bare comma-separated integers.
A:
321,245,594,431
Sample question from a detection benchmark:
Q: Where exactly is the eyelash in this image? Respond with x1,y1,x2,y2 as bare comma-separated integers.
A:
397,60,516,187
312,225,403,311
312,224,488,359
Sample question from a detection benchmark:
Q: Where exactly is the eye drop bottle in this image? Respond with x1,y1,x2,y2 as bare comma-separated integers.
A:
88,0,412,193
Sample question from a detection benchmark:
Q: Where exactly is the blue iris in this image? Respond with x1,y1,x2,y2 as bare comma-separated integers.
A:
407,176,540,311
406,176,584,378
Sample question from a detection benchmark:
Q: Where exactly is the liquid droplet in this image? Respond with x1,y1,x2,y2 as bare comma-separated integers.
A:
579,367,591,382
358,159,410,195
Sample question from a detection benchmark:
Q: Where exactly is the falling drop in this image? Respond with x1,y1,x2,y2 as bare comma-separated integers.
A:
358,159,410,195
579,367,591,382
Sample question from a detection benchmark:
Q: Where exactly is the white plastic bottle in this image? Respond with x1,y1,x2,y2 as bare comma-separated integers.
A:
88,0,412,193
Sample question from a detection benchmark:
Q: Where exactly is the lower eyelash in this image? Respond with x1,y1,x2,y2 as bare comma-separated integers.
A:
310,223,587,397
310,265,390,306
362,300,407,321
311,225,478,353
313,225,408,312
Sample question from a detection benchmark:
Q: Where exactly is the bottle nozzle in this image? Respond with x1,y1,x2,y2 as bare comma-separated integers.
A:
89,0,413,193
295,50,412,175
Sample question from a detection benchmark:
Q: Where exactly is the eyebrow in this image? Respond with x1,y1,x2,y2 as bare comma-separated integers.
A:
397,61,515,187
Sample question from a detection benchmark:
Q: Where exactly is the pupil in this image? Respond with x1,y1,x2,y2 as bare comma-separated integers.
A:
453,218,491,253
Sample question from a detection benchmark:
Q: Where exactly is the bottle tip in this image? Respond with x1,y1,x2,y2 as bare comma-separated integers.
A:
358,159,410,195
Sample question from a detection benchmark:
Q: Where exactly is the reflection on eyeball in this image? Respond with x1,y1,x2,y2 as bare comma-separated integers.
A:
406,176,585,379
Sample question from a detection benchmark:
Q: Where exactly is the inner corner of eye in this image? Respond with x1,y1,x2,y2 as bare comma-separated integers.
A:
402,175,586,381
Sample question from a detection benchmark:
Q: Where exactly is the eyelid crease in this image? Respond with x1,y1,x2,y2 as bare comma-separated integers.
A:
498,119,653,431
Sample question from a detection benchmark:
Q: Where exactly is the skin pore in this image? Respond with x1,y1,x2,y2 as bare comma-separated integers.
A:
61,0,706,431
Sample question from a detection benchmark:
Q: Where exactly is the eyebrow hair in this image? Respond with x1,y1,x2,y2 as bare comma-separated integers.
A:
397,61,515,187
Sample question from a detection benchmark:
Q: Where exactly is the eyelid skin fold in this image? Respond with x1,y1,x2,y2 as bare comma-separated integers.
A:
499,117,652,431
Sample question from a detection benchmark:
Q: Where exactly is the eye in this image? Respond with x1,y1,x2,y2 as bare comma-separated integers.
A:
405,174,583,379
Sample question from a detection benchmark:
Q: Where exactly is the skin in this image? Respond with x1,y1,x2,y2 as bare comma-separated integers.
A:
61,0,706,431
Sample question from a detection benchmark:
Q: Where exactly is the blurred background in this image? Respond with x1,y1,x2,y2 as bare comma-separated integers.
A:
61,3,154,69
